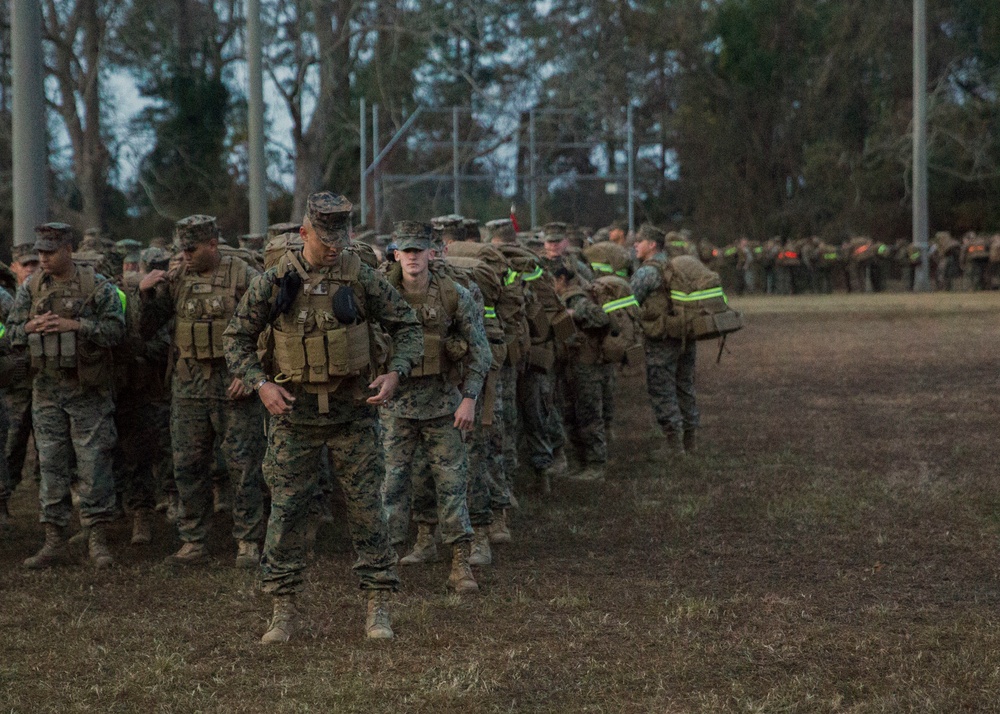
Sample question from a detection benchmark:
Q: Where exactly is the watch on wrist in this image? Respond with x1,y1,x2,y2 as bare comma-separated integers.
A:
253,378,268,392
462,391,478,401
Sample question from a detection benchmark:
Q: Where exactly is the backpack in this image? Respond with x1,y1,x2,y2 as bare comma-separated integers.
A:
965,235,989,262
990,235,1000,264
583,241,631,278
589,275,644,366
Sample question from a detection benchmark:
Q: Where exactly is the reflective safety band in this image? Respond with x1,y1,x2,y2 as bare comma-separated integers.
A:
0,323,5,339
670,241,688,248
484,306,497,319
602,295,639,313
670,287,727,303
522,266,544,281
616,269,628,278
504,269,518,286
591,262,614,274
877,245,891,256
117,288,127,313
823,252,838,260
724,247,737,256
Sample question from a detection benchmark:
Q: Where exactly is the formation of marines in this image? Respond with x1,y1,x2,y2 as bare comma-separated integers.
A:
0,194,757,645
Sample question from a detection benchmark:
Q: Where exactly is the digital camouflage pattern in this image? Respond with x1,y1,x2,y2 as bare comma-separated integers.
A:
498,363,518,505
223,251,423,595
6,269,125,528
563,289,614,465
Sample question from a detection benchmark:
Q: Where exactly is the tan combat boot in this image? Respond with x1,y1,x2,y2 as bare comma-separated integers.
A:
260,595,298,644
399,523,438,565
569,464,606,482
654,430,685,457
550,446,569,476
0,497,10,529
88,524,114,569
365,591,393,640
468,526,492,566
213,481,232,514
235,540,261,569
683,430,698,454
23,523,69,569
131,509,152,545
68,526,90,546
488,509,511,544
448,541,479,594
165,541,208,565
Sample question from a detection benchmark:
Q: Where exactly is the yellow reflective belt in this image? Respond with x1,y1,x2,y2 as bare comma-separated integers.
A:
670,287,727,303
724,247,737,256
117,288,127,313
603,296,639,313
484,306,497,319
823,252,838,260
615,269,628,278
522,266,544,281
504,269,518,286
591,262,614,274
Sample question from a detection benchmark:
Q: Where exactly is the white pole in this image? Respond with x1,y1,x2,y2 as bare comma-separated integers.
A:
913,0,931,292
11,0,48,248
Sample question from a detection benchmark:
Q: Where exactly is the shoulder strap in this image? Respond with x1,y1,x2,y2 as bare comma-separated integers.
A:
78,264,96,296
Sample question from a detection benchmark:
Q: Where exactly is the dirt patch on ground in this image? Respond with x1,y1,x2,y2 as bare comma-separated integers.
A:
2,293,1000,712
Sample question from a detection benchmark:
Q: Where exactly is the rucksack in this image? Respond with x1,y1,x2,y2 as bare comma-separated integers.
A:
589,275,644,366
583,241,630,278
990,235,1000,264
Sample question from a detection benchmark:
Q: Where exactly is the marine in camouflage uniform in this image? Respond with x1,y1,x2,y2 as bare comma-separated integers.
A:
7,223,125,568
379,221,490,593
631,224,699,454
138,215,266,567
0,280,15,527
224,192,423,644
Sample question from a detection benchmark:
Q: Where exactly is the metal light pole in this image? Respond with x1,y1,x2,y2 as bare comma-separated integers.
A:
246,0,267,234
11,0,48,249
359,98,367,225
372,104,380,227
627,104,635,235
529,110,537,230
452,106,460,215
913,0,931,291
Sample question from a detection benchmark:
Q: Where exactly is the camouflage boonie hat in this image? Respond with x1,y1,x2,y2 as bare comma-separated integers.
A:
34,223,76,252
485,218,515,244
139,246,172,271
637,224,666,245
268,222,301,241
306,191,352,246
543,222,568,242
175,215,219,251
393,221,432,251
12,243,40,264
431,214,466,245
239,233,266,251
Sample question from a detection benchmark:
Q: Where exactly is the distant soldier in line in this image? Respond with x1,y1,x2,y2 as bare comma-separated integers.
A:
631,224,699,455
7,223,125,568
224,192,423,644
138,215,267,568
381,220,491,592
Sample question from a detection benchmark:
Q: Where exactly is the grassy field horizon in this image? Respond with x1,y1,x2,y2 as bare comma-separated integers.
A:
2,293,999,712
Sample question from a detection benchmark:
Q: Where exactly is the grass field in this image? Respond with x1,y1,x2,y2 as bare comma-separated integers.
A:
2,292,999,712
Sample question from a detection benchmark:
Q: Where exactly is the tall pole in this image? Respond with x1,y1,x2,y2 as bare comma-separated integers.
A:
11,0,48,249
529,110,537,230
627,104,635,235
452,106,460,215
360,98,367,226
246,0,267,234
372,104,380,228
913,0,931,291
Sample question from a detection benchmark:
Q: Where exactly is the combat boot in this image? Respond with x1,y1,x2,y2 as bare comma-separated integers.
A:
88,524,114,569
365,590,393,640
399,523,438,565
569,464,606,482
68,526,90,546
235,540,261,569
131,509,152,545
0,497,10,529
468,526,492,566
24,524,69,569
488,509,511,544
260,595,298,644
654,430,685,457
448,541,479,594
683,429,698,454
213,481,232,514
165,492,181,524
165,541,208,565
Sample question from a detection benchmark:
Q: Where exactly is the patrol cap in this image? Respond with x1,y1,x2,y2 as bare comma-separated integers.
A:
139,246,173,271
305,191,352,246
524,236,545,255
543,222,568,242
12,243,40,264
115,238,144,263
637,224,666,247
393,220,432,251
239,233,266,251
267,222,301,241
431,214,466,244
485,218,515,244
175,215,219,251
34,223,76,252
462,218,481,241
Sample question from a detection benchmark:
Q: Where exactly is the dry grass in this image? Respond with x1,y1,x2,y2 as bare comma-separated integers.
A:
3,293,1000,712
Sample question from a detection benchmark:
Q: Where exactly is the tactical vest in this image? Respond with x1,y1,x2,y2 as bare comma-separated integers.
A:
173,255,247,364
26,263,113,386
393,272,460,379
270,250,374,390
